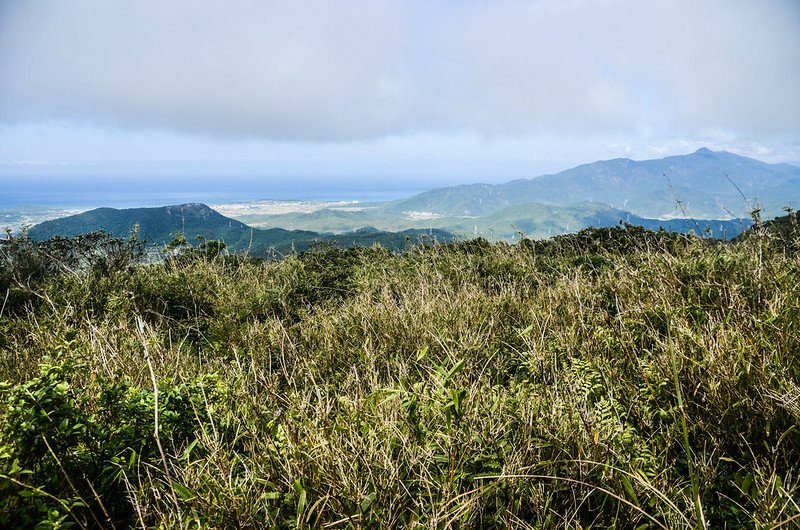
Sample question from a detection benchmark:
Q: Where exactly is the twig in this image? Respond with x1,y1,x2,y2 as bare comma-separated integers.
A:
0,288,9,319
137,317,184,529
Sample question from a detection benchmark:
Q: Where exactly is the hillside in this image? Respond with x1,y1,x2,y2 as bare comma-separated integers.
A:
1,225,798,527
386,148,800,219
27,203,254,246
413,201,750,240
27,203,454,255
227,149,784,238
242,201,750,240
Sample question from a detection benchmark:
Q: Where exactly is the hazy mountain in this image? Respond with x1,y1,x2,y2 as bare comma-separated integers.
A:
428,201,750,240
386,149,800,219
232,200,749,241
27,203,453,255
24,149,780,247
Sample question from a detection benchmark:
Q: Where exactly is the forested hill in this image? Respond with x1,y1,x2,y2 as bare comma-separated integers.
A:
27,203,453,255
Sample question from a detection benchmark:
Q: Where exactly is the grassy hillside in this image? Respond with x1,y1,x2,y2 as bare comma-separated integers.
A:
417,202,750,240
0,224,798,528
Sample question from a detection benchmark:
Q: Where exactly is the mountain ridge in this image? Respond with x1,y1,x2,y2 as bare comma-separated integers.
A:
27,203,454,256
387,149,800,219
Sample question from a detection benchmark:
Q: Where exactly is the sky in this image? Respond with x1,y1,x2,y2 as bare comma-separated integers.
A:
1,0,799,202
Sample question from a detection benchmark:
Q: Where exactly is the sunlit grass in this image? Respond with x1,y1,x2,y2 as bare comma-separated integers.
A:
1,224,798,528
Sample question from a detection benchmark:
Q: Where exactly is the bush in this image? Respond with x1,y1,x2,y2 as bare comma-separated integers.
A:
0,226,799,527
0,231,143,315
0,340,226,528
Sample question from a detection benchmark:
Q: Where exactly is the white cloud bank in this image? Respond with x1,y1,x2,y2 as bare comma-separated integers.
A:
1,0,798,142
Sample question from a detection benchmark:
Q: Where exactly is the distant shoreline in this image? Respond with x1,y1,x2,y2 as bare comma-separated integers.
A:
0,198,397,234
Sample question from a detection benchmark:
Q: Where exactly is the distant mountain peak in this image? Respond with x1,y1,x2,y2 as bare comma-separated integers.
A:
693,147,719,157
165,203,213,212
388,148,800,219
692,147,734,159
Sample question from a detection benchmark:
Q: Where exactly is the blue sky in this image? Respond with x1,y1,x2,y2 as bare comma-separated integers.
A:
1,0,799,196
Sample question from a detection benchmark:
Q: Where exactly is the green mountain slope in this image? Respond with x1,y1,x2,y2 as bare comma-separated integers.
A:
27,204,252,245
423,201,750,240
242,207,387,233
386,148,800,219
27,204,453,255
225,149,782,238
240,201,749,240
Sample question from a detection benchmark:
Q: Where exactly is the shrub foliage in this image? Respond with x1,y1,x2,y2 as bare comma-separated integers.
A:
0,224,798,528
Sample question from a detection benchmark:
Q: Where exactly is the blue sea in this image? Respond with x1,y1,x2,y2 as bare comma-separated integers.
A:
0,176,429,209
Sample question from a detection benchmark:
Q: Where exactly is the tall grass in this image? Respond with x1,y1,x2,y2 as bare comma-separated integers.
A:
0,226,798,528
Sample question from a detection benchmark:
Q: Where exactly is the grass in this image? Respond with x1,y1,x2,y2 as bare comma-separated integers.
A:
0,224,799,528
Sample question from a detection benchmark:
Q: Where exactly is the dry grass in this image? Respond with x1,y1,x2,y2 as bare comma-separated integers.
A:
1,227,799,528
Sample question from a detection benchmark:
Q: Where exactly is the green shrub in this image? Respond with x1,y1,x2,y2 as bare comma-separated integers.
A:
0,341,226,528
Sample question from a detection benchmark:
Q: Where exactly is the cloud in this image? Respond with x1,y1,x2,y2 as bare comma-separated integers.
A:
0,0,798,141
0,159,76,167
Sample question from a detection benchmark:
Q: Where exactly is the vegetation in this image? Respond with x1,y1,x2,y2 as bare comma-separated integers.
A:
233,149,798,239
25,203,455,257
240,201,750,241
0,220,798,528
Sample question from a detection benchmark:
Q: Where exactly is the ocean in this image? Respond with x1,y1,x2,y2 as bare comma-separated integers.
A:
0,176,428,209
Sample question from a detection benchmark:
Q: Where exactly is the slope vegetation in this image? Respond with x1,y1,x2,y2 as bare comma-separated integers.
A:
0,224,798,528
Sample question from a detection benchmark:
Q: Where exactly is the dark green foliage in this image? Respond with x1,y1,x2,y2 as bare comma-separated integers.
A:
521,223,697,257
738,208,800,252
0,341,226,528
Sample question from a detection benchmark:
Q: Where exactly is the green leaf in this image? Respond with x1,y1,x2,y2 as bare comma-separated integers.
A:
443,360,464,386
171,481,194,501
619,475,639,506
181,439,199,461
740,473,753,494
360,492,376,513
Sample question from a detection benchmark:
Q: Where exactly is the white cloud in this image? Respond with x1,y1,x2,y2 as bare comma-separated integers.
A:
0,159,76,167
0,0,798,142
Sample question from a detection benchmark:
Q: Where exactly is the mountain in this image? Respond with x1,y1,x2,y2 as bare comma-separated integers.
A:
24,149,781,247
28,203,254,247
427,201,750,240
27,204,454,255
386,149,800,219
233,200,749,241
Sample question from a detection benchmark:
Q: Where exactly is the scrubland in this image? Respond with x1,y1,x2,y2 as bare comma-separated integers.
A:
0,222,798,528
